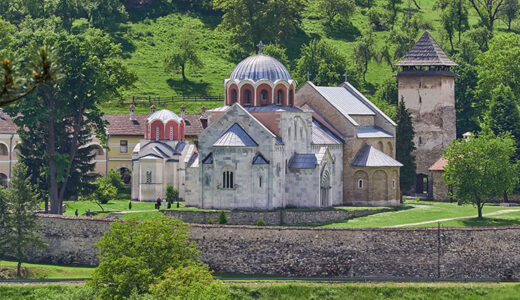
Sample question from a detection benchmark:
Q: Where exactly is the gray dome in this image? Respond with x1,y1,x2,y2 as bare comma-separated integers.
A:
147,109,182,123
229,54,292,82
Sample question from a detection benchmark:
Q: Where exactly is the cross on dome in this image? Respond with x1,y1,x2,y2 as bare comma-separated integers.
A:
343,72,348,82
306,71,311,81
257,41,264,54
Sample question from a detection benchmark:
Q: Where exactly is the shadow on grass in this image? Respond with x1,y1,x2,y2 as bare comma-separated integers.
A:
166,78,210,96
458,217,520,227
324,19,361,42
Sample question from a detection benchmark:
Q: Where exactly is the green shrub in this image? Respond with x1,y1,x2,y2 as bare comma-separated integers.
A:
150,265,229,300
166,185,179,205
256,219,266,226
218,211,227,224
207,219,214,224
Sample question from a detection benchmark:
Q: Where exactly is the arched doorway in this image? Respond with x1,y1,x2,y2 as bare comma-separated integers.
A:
0,173,7,187
416,174,429,196
118,167,131,186
320,170,330,207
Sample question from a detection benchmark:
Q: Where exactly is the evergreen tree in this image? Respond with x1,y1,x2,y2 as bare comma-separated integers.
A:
487,84,520,158
3,163,47,277
396,98,416,192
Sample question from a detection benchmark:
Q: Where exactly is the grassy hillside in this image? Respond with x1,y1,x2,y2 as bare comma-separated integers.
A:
101,0,513,114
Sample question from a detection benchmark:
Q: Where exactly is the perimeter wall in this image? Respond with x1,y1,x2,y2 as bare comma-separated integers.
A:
29,215,520,280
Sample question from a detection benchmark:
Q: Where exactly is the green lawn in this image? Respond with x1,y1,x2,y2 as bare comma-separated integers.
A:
0,260,93,279
323,200,520,228
2,282,520,299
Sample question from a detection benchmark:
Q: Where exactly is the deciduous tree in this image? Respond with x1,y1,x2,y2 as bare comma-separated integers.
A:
319,0,356,28
499,0,519,31
468,0,505,32
353,31,376,82
296,39,346,86
164,25,203,81
443,132,518,218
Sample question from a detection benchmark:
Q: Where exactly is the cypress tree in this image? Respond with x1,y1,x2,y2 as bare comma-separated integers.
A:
396,97,417,193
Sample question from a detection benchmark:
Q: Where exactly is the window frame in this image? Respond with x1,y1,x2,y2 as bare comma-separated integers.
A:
120,140,128,153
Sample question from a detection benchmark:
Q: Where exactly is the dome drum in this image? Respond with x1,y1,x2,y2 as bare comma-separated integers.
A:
145,109,185,140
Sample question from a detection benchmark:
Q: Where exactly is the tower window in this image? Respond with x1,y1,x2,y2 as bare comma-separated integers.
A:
232,89,237,103
358,179,363,189
277,90,283,105
260,89,268,102
244,90,252,105
222,170,234,189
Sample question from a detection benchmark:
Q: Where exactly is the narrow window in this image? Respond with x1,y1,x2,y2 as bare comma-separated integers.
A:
244,90,252,105
259,176,262,188
146,171,152,183
419,95,422,103
277,90,283,105
294,121,297,140
222,171,234,188
261,89,268,102
170,126,174,140
120,140,128,153
155,127,160,140
392,180,396,189
232,89,237,103
419,136,422,144
419,81,422,88
358,179,363,189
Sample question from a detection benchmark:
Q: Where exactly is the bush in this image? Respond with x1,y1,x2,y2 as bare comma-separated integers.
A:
207,219,214,224
88,218,200,299
218,211,227,224
166,185,179,205
256,219,267,226
150,265,229,300
106,169,125,192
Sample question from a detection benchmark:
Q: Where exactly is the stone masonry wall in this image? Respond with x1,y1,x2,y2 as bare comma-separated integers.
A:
161,208,389,225
30,215,520,280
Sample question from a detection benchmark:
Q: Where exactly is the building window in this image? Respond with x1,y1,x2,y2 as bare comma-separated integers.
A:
146,171,152,183
222,171,234,189
358,179,363,189
277,90,283,105
259,176,262,188
204,175,211,186
0,144,8,156
244,90,252,105
419,136,422,144
419,95,422,103
155,127,160,140
232,89,237,103
260,89,268,102
120,140,128,153
392,179,396,189
170,126,174,140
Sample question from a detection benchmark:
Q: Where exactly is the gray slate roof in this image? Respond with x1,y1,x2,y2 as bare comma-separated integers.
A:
352,144,403,167
312,119,343,144
252,152,269,164
202,153,213,164
229,54,292,82
357,127,394,138
245,105,302,112
395,31,457,67
315,86,375,115
213,123,258,147
289,153,318,169
135,141,184,160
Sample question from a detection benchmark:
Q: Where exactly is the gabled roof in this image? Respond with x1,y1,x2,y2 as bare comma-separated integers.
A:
395,31,457,67
357,127,394,138
312,119,343,145
252,152,269,164
429,157,448,171
289,153,318,169
352,144,403,167
314,86,375,115
103,114,148,136
213,123,258,147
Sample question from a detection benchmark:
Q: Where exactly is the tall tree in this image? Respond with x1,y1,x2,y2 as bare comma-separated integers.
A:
443,132,518,218
319,0,356,28
436,0,469,47
396,98,417,193
164,25,203,81
499,0,519,31
296,39,346,86
383,0,403,29
487,84,520,155
3,163,47,277
352,31,376,82
262,44,291,69
468,0,505,32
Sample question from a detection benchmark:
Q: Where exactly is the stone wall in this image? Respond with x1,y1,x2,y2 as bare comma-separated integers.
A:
161,208,389,225
30,215,520,280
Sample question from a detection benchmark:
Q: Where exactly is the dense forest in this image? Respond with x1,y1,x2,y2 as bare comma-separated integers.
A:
1,0,520,136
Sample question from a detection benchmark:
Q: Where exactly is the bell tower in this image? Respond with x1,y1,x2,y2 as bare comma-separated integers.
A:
395,31,457,195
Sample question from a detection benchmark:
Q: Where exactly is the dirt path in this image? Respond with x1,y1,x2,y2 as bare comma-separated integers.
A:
389,209,520,228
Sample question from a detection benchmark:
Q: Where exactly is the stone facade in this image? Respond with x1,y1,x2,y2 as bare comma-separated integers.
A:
29,215,520,280
430,170,450,201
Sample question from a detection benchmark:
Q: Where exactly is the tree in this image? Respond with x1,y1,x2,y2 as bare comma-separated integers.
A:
88,218,200,299
2,163,47,277
396,98,416,192
443,132,518,218
296,39,346,86
262,44,291,69
352,31,376,82
476,34,520,105
319,0,356,28
468,0,505,32
499,0,519,31
89,176,117,212
375,77,398,105
150,265,229,300
381,25,419,68
7,27,135,214
164,25,203,81
166,185,179,206
383,0,403,29
487,84,520,154
106,169,125,193
435,0,469,48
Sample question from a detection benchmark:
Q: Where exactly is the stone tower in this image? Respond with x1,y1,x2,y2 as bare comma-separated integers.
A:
395,31,457,195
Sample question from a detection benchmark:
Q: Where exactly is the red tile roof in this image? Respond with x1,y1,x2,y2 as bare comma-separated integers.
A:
184,114,205,137
429,157,448,171
0,114,18,134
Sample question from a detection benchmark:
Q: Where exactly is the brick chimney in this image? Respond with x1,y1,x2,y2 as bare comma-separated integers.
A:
129,105,136,121
150,105,156,113
200,106,208,129
180,104,186,120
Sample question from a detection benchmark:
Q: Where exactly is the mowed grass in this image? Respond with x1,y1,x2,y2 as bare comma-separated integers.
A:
2,282,520,299
0,261,93,279
322,200,520,228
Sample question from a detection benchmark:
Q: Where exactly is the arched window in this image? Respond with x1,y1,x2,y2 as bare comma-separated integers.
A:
232,89,238,103
358,179,364,189
170,126,174,140
260,89,268,102
300,127,303,140
259,176,262,188
288,127,291,140
0,144,8,156
392,179,396,189
277,90,283,105
294,121,297,140
222,170,234,189
0,173,7,187
155,127,159,141
244,90,252,105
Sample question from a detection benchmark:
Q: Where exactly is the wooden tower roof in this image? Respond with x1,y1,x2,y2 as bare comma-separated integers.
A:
395,31,457,67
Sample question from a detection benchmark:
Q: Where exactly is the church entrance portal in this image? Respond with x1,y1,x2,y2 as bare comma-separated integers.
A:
320,170,330,207
415,174,429,196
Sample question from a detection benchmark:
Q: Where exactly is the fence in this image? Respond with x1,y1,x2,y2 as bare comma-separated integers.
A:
126,95,224,106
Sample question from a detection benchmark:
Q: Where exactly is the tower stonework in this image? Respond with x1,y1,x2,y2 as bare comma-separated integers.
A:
395,31,456,194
